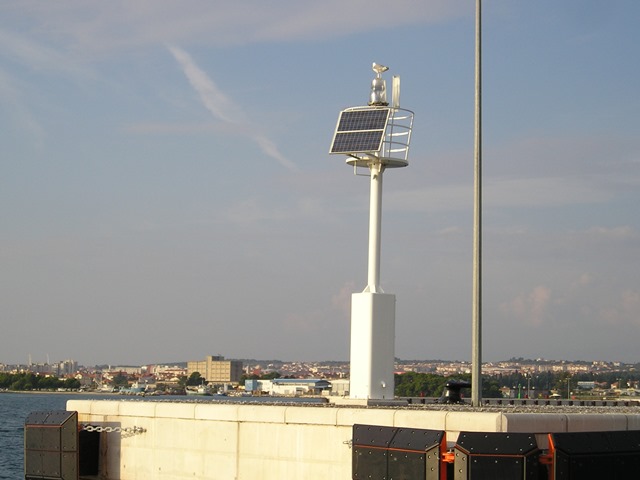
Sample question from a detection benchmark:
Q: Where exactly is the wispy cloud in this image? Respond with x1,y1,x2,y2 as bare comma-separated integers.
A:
5,2,468,54
0,27,90,78
385,175,613,214
0,26,93,142
600,289,640,326
0,68,44,144
168,45,297,171
168,46,237,124
500,285,552,327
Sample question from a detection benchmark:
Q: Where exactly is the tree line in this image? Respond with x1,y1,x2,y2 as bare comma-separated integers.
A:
394,372,502,398
395,370,640,399
0,372,81,391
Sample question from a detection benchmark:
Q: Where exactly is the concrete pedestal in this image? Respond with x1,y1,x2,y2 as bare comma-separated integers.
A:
350,292,395,400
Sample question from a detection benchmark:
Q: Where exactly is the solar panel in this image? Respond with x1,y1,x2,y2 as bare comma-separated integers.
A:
330,108,390,154
337,109,389,132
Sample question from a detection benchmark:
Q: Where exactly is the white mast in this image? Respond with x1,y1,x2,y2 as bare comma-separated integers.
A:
330,63,414,400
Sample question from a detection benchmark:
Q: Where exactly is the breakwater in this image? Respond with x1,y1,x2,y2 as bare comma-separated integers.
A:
66,398,640,479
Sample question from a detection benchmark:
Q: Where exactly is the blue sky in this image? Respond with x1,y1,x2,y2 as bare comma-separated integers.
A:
1,1,639,366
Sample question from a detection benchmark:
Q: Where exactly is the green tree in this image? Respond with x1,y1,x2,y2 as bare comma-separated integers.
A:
186,372,203,386
113,373,129,387
63,378,81,390
481,377,502,398
395,373,449,397
38,376,59,390
0,373,12,389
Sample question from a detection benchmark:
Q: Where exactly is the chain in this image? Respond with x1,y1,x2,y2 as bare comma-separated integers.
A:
81,424,146,434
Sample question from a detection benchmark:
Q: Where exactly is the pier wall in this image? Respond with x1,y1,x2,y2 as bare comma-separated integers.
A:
67,399,640,480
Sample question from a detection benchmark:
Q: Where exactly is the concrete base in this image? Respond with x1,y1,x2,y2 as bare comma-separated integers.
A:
350,292,395,400
67,399,640,480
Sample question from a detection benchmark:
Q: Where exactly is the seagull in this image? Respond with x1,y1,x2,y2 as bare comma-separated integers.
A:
372,63,389,74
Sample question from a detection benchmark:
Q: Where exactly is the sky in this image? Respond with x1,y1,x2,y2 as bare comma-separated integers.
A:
1,1,639,366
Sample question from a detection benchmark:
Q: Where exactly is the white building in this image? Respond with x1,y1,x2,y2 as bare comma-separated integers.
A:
246,379,331,396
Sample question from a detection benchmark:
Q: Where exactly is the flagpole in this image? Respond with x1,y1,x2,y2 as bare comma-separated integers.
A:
471,0,483,407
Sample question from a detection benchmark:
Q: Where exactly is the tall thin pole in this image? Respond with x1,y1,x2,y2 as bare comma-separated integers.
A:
471,0,483,407
366,163,384,293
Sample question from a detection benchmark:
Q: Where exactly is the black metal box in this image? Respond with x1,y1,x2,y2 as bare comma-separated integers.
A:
550,430,640,479
454,431,540,480
353,424,397,479
388,427,444,480
352,424,445,480
25,410,78,480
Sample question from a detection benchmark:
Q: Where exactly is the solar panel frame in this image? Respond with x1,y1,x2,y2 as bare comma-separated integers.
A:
330,107,390,154
336,109,389,132
331,131,385,154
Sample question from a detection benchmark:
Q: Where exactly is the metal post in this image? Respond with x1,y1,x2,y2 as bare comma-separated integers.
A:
366,163,384,293
471,0,483,406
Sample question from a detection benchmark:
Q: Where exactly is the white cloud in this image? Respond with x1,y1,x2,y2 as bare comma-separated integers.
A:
332,281,356,316
123,122,229,135
500,285,551,327
385,184,471,213
622,290,640,315
253,134,297,172
168,45,238,124
586,226,633,238
0,27,89,78
0,67,44,144
599,289,640,326
486,176,611,208
168,45,297,171
5,1,469,53
385,175,610,214
576,273,592,287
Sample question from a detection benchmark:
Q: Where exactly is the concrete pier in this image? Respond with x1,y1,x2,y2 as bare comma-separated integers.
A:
67,399,640,479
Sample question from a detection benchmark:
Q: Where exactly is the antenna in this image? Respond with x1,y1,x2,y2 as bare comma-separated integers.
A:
329,63,414,401
392,76,400,108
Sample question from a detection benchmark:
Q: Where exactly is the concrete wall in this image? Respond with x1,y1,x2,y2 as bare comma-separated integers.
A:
67,399,640,480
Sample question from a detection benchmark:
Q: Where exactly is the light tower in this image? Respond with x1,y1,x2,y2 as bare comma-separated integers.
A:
330,63,414,400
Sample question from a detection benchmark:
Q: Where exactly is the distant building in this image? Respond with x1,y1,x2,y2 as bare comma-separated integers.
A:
28,363,54,375
108,366,142,375
153,365,188,384
329,379,350,396
245,378,331,396
188,355,243,385
74,372,95,388
577,381,596,390
58,359,78,376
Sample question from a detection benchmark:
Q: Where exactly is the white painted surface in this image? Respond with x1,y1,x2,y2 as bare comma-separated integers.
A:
67,400,640,480
349,292,395,399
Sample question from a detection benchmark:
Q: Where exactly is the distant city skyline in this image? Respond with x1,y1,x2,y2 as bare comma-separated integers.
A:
4,354,640,370
2,2,640,365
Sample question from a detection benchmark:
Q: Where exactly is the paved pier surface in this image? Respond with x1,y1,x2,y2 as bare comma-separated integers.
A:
67,398,640,479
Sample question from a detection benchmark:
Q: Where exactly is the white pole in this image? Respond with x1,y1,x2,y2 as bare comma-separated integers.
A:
366,162,384,293
471,0,483,407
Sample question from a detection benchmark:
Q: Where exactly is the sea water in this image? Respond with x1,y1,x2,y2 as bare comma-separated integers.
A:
0,392,135,479
0,392,76,479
